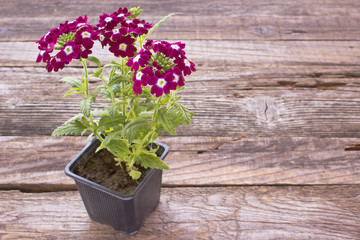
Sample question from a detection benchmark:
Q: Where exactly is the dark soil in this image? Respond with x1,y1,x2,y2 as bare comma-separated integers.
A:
74,144,165,195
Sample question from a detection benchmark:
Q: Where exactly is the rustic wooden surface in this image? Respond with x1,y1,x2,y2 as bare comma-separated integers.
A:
1,0,360,239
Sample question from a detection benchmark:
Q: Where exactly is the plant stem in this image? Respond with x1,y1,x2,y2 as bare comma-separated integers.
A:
80,58,89,97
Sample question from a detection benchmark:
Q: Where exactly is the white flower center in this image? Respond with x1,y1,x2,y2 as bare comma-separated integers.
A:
157,78,166,88
119,43,127,51
173,74,179,83
136,71,143,80
171,45,180,50
138,24,144,28
81,31,91,38
99,35,105,41
105,17,112,22
184,59,191,67
113,29,119,34
64,46,73,55
118,13,125,18
134,55,141,62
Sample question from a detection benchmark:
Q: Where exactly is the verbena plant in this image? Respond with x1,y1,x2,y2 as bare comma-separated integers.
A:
36,7,195,180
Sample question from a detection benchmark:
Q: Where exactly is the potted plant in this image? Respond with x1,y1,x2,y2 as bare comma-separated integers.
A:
35,6,195,234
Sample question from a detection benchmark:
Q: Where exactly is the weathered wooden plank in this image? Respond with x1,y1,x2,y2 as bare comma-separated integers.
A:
2,40,360,67
2,39,360,136
1,67,360,136
1,186,360,239
2,0,360,41
1,136,359,189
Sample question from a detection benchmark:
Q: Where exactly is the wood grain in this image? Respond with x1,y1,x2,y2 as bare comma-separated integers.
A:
1,186,360,239
2,40,360,67
2,40,360,136
2,0,360,41
1,136,359,190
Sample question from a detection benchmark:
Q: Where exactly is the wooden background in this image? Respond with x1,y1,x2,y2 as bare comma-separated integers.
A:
1,0,360,239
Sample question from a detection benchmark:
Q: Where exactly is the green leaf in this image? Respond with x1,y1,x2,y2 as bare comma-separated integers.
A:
91,67,103,78
52,120,87,136
60,77,81,88
80,96,92,117
87,56,101,67
170,102,194,126
98,115,126,133
92,85,106,103
121,118,152,143
105,138,131,158
157,108,177,135
91,109,108,116
129,169,141,180
64,88,81,97
63,113,84,124
139,151,169,170
139,110,154,119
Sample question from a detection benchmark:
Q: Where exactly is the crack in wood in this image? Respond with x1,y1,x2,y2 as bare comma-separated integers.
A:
345,144,360,151
197,137,243,154
264,100,269,121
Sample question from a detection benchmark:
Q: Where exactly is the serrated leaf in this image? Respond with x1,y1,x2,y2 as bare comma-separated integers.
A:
64,113,84,124
60,77,81,88
103,101,122,118
139,151,169,170
91,67,103,78
80,96,92,117
87,56,101,67
171,102,194,126
52,120,87,136
121,118,152,143
92,85,106,103
139,110,154,119
103,130,122,145
105,138,131,158
98,115,126,133
157,108,177,135
91,109,108,116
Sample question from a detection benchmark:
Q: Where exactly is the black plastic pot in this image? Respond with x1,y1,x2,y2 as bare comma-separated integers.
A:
65,138,169,234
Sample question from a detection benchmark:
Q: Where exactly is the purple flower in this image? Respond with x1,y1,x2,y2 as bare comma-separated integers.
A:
152,41,171,55
174,57,196,76
74,26,99,49
114,7,131,19
133,79,143,95
126,49,151,72
127,19,152,35
47,56,65,72
36,15,99,72
57,41,82,63
167,42,186,59
170,66,185,86
98,13,120,30
148,71,177,97
36,51,51,63
108,35,136,58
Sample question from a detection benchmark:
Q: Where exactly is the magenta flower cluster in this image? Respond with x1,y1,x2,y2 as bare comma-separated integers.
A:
36,15,98,72
36,7,195,98
128,40,196,97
